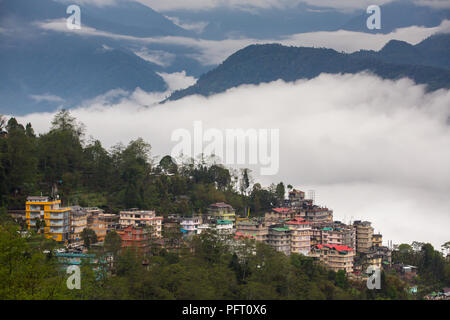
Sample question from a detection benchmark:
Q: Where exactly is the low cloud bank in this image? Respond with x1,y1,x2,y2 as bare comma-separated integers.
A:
17,73,450,249
36,18,450,65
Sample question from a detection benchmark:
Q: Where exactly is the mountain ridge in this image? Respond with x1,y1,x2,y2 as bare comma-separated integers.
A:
166,34,450,102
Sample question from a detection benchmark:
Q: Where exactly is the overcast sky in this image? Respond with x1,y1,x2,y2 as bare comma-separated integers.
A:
15,72,450,250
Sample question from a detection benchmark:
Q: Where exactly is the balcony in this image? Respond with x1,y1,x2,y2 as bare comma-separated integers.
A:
48,220,64,226
49,227,64,233
49,213,64,219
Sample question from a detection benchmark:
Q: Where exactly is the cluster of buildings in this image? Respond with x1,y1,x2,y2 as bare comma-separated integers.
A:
177,202,236,236
163,190,391,274
25,196,163,252
24,189,392,275
232,189,391,274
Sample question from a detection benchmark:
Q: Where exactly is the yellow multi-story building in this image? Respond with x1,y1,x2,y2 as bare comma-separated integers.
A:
26,196,71,242
372,233,383,247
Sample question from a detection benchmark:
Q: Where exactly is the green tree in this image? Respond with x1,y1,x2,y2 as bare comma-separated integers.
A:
38,110,85,195
104,231,122,255
81,228,98,249
4,118,38,201
159,155,178,174
275,182,285,206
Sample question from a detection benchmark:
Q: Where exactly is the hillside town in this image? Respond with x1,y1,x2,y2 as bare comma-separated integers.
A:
17,189,415,285
1,108,449,300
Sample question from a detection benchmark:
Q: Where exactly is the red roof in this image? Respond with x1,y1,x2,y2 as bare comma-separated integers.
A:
234,232,255,240
315,244,354,252
286,218,310,225
272,208,295,214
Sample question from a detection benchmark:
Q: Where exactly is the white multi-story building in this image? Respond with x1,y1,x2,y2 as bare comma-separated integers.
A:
119,209,163,238
197,223,210,234
215,219,234,234
180,216,202,236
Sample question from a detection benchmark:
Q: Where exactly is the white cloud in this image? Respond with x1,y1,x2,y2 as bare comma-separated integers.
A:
157,71,197,91
29,94,65,103
17,73,450,248
280,21,450,53
54,0,119,7
101,44,113,51
133,48,176,66
164,16,209,34
35,18,450,66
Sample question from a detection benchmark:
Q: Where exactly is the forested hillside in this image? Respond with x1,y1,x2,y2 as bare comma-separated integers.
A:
0,111,285,216
168,34,450,101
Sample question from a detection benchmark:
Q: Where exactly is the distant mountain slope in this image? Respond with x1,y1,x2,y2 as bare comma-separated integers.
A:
341,0,450,34
352,34,450,70
0,34,167,115
167,35,450,101
164,3,354,40
0,0,196,115
0,0,192,37
164,1,450,40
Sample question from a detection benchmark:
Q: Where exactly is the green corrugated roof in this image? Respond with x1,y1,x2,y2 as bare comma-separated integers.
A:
217,219,233,224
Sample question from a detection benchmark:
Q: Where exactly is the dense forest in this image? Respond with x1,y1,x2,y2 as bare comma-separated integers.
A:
0,110,286,216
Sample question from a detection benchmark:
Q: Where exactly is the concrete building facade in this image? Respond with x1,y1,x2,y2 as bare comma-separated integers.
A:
25,196,71,242
285,218,311,256
119,209,162,238
354,221,374,253
310,244,355,273
267,225,291,255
